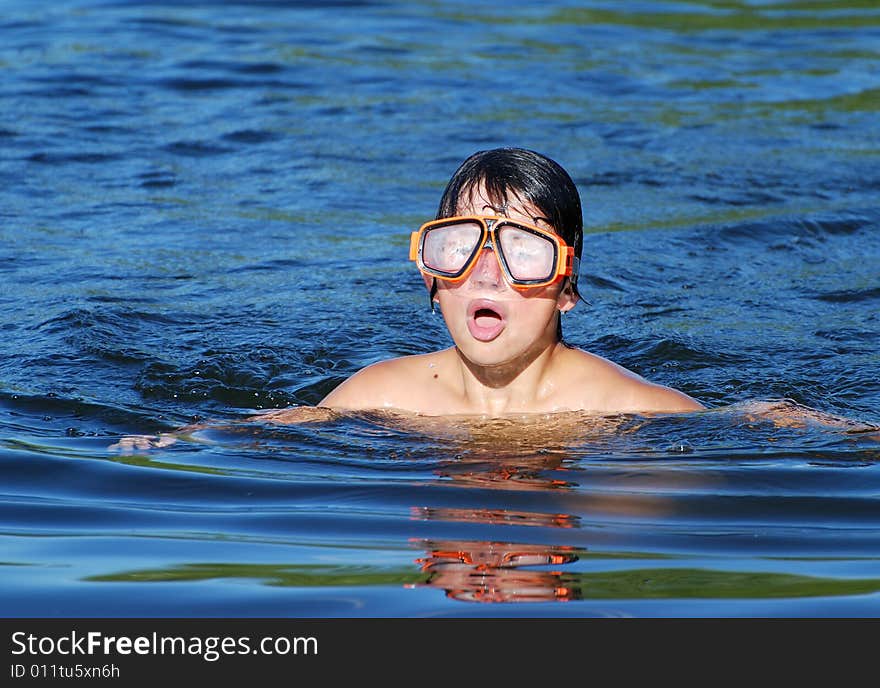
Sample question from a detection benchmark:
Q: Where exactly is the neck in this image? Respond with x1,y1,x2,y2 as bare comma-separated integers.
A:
454,338,564,416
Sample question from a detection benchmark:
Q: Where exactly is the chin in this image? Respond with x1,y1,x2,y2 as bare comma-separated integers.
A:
454,337,523,368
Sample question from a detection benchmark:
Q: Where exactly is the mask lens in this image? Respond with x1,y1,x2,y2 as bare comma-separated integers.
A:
421,221,483,275
497,225,557,282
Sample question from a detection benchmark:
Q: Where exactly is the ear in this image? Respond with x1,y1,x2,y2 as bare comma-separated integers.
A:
556,280,579,313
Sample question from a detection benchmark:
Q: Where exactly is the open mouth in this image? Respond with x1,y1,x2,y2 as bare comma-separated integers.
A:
474,307,502,328
467,300,507,342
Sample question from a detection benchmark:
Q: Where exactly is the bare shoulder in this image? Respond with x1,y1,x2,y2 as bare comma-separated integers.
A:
623,378,705,413
318,351,449,412
558,347,705,414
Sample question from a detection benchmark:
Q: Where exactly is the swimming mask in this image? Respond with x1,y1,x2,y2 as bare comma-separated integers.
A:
409,215,579,289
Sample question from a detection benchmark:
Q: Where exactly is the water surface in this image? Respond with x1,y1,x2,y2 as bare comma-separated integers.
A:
1,0,879,617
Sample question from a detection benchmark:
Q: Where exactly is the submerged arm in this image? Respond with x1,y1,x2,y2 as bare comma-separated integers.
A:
107,420,215,453
108,405,337,453
740,400,879,437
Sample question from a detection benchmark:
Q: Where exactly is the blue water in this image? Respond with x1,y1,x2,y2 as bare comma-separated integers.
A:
1,0,879,617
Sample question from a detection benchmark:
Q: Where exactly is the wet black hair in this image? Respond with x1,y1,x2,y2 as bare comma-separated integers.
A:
434,147,583,341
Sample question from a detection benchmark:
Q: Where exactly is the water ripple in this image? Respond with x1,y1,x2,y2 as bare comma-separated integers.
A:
2,0,879,617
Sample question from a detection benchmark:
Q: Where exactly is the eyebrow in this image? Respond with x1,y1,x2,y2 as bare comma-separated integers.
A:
482,202,509,215
480,203,552,227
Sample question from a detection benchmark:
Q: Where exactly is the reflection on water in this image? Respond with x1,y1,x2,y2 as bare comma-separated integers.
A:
411,540,582,603
409,443,667,604
413,507,578,529
410,539,880,604
400,425,880,605
81,437,880,609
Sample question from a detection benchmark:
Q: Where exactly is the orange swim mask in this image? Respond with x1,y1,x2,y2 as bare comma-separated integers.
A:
409,215,579,289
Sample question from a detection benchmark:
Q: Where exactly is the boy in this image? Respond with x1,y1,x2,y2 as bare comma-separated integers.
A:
316,147,704,417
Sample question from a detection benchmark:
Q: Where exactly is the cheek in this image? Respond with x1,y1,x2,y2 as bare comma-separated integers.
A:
519,299,558,316
433,289,463,318
516,284,558,299
511,283,565,309
505,296,563,326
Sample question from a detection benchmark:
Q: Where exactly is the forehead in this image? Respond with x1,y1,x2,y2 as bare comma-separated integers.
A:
455,182,551,226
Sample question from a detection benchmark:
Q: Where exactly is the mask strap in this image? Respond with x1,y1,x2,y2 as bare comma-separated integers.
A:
566,274,589,307
429,277,438,313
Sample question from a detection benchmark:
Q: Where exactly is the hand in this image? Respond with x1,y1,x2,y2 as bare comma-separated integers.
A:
108,433,178,453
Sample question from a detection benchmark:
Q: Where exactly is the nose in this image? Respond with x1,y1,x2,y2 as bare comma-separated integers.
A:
468,244,503,288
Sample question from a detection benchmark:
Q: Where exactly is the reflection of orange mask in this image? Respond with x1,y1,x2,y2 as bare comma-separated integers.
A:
438,569,575,604
410,540,580,603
